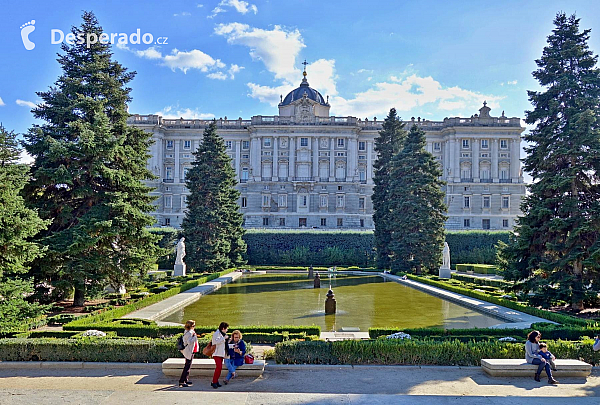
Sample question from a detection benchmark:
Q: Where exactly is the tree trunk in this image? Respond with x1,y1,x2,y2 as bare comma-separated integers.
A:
73,286,86,307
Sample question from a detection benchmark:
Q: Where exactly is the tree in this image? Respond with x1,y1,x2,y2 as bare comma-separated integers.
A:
387,124,447,274
181,122,246,272
0,125,49,333
23,12,160,306
372,108,407,269
499,13,600,310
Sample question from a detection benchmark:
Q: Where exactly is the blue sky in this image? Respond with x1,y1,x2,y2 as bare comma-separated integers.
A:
2,0,600,170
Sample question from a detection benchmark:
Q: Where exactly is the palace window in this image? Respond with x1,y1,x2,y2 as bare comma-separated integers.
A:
464,219,470,228
262,195,270,207
279,194,288,207
464,196,471,208
500,139,508,149
184,140,191,149
242,154,249,159
359,197,365,209
337,218,343,227
183,167,190,180
462,139,470,149
300,195,308,207
502,196,510,209
481,139,489,149
225,141,232,149
336,195,345,208
241,168,249,182
164,195,172,208
165,166,173,180
337,138,345,147
360,219,365,227
482,219,491,229
164,218,170,226
503,219,509,228
300,137,308,147
434,142,441,151
321,218,327,227
359,170,366,181
242,140,250,149
263,138,271,147
359,141,366,151
279,218,286,226
299,218,307,227
358,155,366,160
241,197,247,208
320,195,328,207
263,217,269,226
166,140,174,150
483,196,491,209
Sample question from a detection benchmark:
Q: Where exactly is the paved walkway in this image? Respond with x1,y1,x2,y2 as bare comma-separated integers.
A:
0,364,598,404
125,271,244,323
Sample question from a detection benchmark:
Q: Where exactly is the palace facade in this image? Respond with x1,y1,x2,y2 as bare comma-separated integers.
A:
128,71,525,230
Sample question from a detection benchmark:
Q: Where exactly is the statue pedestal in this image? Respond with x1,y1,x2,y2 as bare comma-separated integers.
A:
174,264,186,277
439,266,451,279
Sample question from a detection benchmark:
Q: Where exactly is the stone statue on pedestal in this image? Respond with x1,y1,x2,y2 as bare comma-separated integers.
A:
174,237,187,276
439,242,451,279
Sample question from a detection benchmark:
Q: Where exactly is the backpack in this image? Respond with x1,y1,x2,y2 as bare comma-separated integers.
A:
176,335,186,351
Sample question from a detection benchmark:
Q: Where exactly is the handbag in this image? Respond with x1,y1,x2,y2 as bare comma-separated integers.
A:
244,354,254,364
176,335,186,351
203,341,216,357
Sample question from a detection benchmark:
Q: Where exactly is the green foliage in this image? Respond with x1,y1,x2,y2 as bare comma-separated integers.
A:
499,13,600,309
445,231,510,266
22,11,160,306
456,264,498,275
243,230,375,266
147,227,179,269
451,273,511,289
372,108,408,268
274,339,600,366
387,124,447,274
0,125,50,335
182,122,246,272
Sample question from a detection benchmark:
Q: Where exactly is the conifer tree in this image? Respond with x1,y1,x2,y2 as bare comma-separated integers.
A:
181,122,246,272
372,108,407,269
23,12,160,306
387,125,447,274
499,13,600,309
0,125,49,332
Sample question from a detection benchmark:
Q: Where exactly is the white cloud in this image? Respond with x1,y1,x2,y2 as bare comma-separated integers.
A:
209,0,257,18
207,72,228,80
228,64,244,79
173,11,191,17
247,82,294,106
155,105,215,120
356,69,373,74
215,23,305,82
197,4,204,7
16,99,36,108
163,49,226,74
501,80,518,86
329,74,504,118
0,96,5,106
18,150,34,165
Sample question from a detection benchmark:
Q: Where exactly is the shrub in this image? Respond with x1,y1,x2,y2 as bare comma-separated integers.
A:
451,273,511,289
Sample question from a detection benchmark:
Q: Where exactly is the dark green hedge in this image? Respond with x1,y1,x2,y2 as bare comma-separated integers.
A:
274,339,600,366
243,230,510,267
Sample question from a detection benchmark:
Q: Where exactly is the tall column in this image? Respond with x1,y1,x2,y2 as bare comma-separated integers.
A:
443,138,450,180
312,136,319,179
329,137,335,180
453,137,461,182
347,138,357,181
367,140,374,184
426,141,433,154
272,136,278,181
235,140,241,180
448,138,456,181
491,139,499,182
289,137,296,179
472,137,480,182
174,139,180,183
511,137,520,181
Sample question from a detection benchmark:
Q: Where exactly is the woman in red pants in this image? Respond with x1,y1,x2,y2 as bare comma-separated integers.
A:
211,321,229,389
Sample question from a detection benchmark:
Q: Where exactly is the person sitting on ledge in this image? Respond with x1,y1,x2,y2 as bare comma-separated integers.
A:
526,330,558,384
538,342,557,371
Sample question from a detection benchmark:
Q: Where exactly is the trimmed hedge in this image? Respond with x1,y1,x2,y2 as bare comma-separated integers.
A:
243,230,510,267
456,264,498,274
274,339,600,366
451,273,511,289
64,269,235,329
368,324,599,341
405,275,594,327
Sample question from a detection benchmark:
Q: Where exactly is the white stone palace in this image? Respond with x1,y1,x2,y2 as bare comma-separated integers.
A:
128,70,525,230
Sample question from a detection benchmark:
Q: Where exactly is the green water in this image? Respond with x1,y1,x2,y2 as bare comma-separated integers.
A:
160,274,505,331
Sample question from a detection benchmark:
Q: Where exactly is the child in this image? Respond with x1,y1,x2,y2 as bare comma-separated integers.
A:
538,342,557,371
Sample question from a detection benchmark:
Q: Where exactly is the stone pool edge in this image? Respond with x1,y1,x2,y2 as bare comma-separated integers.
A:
123,271,245,325
356,272,557,329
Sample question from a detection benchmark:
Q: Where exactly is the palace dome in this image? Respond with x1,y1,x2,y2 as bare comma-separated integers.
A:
279,71,328,107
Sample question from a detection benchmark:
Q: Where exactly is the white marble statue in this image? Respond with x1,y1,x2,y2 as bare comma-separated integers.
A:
442,242,450,268
175,237,186,265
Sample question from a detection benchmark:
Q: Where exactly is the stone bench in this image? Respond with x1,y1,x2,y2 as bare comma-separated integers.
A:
162,358,265,378
481,359,592,377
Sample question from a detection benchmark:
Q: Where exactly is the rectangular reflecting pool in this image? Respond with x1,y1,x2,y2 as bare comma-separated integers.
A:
160,274,506,331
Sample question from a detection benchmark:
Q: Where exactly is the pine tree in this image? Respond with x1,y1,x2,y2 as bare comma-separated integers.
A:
387,124,447,274
500,13,600,310
372,108,407,269
0,125,49,333
23,12,160,306
181,122,246,272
